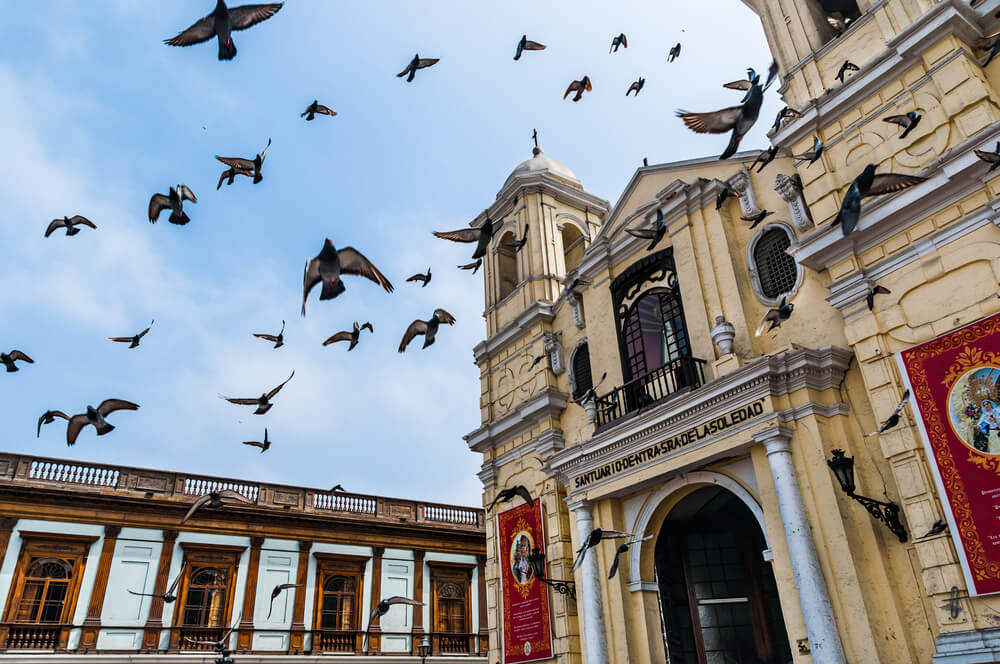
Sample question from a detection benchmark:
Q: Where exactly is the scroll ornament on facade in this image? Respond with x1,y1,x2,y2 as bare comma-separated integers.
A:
543,331,565,375
727,168,762,218
774,173,814,231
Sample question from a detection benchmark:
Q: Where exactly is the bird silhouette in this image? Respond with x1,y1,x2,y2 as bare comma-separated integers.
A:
267,583,303,619
458,259,482,274
37,410,69,437
609,33,627,53
45,215,96,238
301,100,336,121
741,209,774,229
832,164,925,236
836,60,859,83
66,399,139,446
183,611,243,651
866,285,891,311
301,239,393,315
975,141,1000,171
323,321,373,351
253,320,285,349
504,225,529,252
668,43,681,62
864,390,911,437
563,75,593,102
793,137,824,167
406,268,432,287
398,309,456,352
148,185,197,225
750,146,780,173
514,35,545,61
330,484,345,493
364,597,424,651
181,489,253,524
883,111,921,139
677,84,763,159
128,566,185,604
242,428,271,453
216,137,270,186
626,77,645,96
165,0,282,60
220,370,295,415
772,106,803,132
755,296,794,336
487,485,533,512
573,528,634,571
434,217,499,260
397,54,439,82
608,535,654,579
625,209,666,251
108,320,154,349
1,350,33,373
923,520,948,538
716,184,740,210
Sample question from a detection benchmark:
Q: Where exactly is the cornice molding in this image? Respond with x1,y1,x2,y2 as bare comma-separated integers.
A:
465,389,569,453
473,301,555,365
487,173,610,223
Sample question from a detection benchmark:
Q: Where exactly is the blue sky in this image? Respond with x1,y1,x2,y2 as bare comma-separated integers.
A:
1,1,776,505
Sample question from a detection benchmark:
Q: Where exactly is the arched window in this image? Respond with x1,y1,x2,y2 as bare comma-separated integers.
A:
561,223,586,273
570,341,593,399
181,567,228,627
622,288,690,381
497,230,519,301
320,575,357,630
748,224,801,304
14,559,72,623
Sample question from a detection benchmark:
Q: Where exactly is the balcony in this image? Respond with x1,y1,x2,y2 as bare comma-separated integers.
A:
2,623,66,650
594,356,707,429
312,629,360,653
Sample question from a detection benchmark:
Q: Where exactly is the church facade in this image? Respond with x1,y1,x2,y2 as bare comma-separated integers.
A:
467,1,1000,663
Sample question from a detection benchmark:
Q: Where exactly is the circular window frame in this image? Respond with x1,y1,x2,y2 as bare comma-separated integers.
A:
746,221,802,307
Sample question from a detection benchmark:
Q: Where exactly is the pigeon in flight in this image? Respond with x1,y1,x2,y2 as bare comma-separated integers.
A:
755,296,794,336
609,33,627,53
458,259,482,274
864,390,911,437
331,484,345,493
866,285,891,311
323,321,373,351
45,215,96,238
242,428,271,453
365,597,424,651
741,209,774,229
487,485,533,512
301,240,394,315
668,43,681,62
216,137,270,186
716,184,740,211
181,489,253,524
793,137,824,167
677,83,763,159
406,268,432,287
66,399,139,446
570,372,608,407
573,528,634,571
37,410,69,437
397,54,439,82
923,520,948,537
608,535,654,580
267,583,302,619
398,309,456,352
301,100,336,121
108,320,154,349
1,350,33,373
514,35,546,61
723,62,777,101
625,209,665,251
750,146,780,173
505,225,529,253
976,32,1000,67
833,164,926,236
883,111,921,139
183,612,243,651
975,141,1000,171
148,185,197,225
836,60,860,83
165,1,282,60
221,371,294,415
626,77,645,96
434,217,499,260
253,320,285,349
772,106,803,132
128,566,185,604
563,75,593,102
528,353,546,371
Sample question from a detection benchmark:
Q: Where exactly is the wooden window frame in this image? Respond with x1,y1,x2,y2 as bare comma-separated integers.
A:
169,542,245,650
427,561,474,655
1,532,99,649
312,553,368,654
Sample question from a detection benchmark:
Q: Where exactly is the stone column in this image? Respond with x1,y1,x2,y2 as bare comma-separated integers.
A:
476,554,489,654
79,525,122,650
288,540,311,653
142,530,178,650
568,499,609,664
237,536,265,651
756,426,846,663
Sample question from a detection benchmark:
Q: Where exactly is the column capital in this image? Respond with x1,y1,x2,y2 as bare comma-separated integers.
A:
104,525,122,539
250,536,265,549
754,425,795,455
298,540,312,552
565,496,591,514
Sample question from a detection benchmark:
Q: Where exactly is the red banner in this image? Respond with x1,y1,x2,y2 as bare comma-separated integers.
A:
496,498,553,663
900,312,1000,595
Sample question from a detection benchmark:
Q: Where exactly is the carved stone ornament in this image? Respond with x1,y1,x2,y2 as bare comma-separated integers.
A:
569,292,585,328
774,173,814,231
728,168,761,218
543,331,565,375
710,316,736,356
438,581,464,598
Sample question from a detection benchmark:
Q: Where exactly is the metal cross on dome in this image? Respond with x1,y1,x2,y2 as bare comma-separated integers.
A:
532,128,538,148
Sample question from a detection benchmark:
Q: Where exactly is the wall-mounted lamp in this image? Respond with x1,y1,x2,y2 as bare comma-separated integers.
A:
827,449,907,542
418,635,432,663
528,547,577,600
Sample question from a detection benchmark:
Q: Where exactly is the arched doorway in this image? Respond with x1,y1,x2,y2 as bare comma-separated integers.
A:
655,486,791,664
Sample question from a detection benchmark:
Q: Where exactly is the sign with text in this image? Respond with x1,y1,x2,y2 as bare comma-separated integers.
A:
899,312,1000,595
497,498,553,663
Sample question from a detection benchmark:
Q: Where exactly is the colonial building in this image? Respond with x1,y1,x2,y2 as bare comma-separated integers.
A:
467,2,1000,663
0,452,486,662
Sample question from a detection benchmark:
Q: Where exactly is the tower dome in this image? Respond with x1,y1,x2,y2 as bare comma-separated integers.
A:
503,146,582,190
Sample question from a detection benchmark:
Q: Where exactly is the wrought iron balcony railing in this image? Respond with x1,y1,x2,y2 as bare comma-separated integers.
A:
594,356,707,429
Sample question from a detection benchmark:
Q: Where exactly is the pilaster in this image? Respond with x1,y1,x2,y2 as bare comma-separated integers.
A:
78,524,122,650
237,536,265,651
288,540,311,653
142,530,178,650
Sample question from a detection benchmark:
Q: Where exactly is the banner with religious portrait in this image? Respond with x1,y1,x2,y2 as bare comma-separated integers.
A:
496,498,554,663
899,312,1000,595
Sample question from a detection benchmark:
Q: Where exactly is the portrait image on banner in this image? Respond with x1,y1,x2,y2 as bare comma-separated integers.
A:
899,311,1000,595
496,498,553,663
